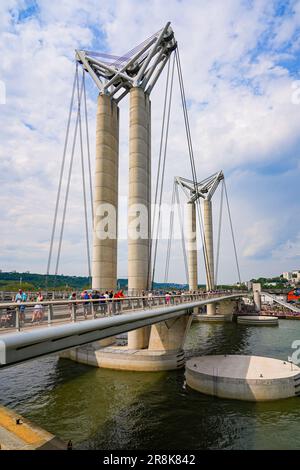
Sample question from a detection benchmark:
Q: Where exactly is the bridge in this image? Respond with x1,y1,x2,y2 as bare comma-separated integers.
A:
0,293,245,368
2,23,296,374
262,292,300,314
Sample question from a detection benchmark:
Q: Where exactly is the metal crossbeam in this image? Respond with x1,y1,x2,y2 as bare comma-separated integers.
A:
75,22,177,100
175,171,224,203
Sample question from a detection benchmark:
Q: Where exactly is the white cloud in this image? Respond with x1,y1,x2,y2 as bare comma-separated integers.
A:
1,0,300,283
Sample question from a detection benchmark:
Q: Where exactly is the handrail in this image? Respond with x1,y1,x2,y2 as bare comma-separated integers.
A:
0,291,248,309
0,291,249,333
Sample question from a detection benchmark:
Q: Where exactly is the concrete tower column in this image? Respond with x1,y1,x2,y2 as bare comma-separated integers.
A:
127,87,151,349
204,199,216,315
252,282,262,312
253,290,261,312
92,94,119,292
187,201,198,291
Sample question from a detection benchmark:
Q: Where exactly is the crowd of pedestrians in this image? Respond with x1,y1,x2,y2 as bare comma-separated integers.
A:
68,289,125,318
0,287,221,329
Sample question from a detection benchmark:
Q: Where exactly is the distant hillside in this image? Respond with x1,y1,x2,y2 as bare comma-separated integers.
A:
0,272,192,292
0,272,90,291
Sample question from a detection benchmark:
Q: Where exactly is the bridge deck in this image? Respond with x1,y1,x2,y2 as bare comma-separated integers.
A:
0,294,244,368
0,292,243,335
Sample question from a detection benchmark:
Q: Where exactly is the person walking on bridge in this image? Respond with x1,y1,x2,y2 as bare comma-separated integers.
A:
82,290,90,319
15,289,27,324
32,291,44,323
68,292,77,319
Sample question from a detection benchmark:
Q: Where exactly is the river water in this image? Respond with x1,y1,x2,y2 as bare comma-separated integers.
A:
1,320,300,450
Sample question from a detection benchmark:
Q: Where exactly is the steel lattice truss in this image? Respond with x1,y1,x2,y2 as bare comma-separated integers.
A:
175,171,224,203
75,22,177,101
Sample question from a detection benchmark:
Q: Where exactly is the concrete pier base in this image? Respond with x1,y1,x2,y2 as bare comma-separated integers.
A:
237,315,279,326
60,343,185,371
61,315,192,371
193,314,230,322
186,355,300,401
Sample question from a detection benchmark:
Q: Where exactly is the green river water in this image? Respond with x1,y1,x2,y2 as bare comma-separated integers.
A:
1,320,300,450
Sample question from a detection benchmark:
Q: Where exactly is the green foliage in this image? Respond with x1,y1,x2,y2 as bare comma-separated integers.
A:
0,272,90,291
0,281,35,292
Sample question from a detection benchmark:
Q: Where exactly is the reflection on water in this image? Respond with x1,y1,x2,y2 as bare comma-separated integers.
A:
1,320,300,449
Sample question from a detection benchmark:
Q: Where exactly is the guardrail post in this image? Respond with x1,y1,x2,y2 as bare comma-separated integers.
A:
48,304,54,326
91,301,95,318
71,303,76,322
16,309,20,331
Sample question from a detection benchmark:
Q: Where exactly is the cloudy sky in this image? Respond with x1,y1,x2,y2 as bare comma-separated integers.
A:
0,0,300,284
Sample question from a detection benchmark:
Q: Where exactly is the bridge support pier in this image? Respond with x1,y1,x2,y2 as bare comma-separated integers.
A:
253,282,262,312
61,310,193,371
216,299,235,321
187,201,198,292
127,87,151,349
204,200,216,315
148,314,192,352
92,94,119,292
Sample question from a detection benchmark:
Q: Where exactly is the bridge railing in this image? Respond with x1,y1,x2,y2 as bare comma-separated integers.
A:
0,291,247,332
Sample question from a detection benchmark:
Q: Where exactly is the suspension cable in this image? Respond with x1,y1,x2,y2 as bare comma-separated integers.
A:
164,180,176,283
175,182,189,283
148,57,171,288
224,180,242,284
46,67,77,289
77,69,92,280
175,47,213,289
215,179,224,286
54,65,84,278
83,71,94,224
151,53,175,286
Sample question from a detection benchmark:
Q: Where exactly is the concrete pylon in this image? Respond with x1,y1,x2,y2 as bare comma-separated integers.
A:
187,201,198,291
92,94,119,292
252,282,262,312
127,87,151,349
204,199,216,315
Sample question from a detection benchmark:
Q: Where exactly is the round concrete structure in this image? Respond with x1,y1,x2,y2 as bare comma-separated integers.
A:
193,314,230,322
61,344,185,371
186,355,300,401
237,315,278,326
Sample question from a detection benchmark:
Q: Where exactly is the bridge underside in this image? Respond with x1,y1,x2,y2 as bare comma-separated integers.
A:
0,295,241,369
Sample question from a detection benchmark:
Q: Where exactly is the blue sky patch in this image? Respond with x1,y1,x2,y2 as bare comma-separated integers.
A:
17,0,39,22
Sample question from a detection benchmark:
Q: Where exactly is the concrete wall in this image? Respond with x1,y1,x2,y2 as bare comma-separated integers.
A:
204,200,216,315
127,87,151,349
253,282,262,312
186,368,298,401
187,202,198,291
148,314,192,351
92,94,119,292
128,87,151,295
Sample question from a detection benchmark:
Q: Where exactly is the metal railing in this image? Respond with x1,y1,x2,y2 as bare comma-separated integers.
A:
0,291,247,333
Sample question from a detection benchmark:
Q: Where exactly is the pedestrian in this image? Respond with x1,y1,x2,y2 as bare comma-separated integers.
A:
32,291,44,323
91,290,100,317
165,292,171,305
99,292,106,315
69,292,77,319
15,289,27,323
141,290,146,308
109,290,114,314
148,291,153,307
82,290,90,319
